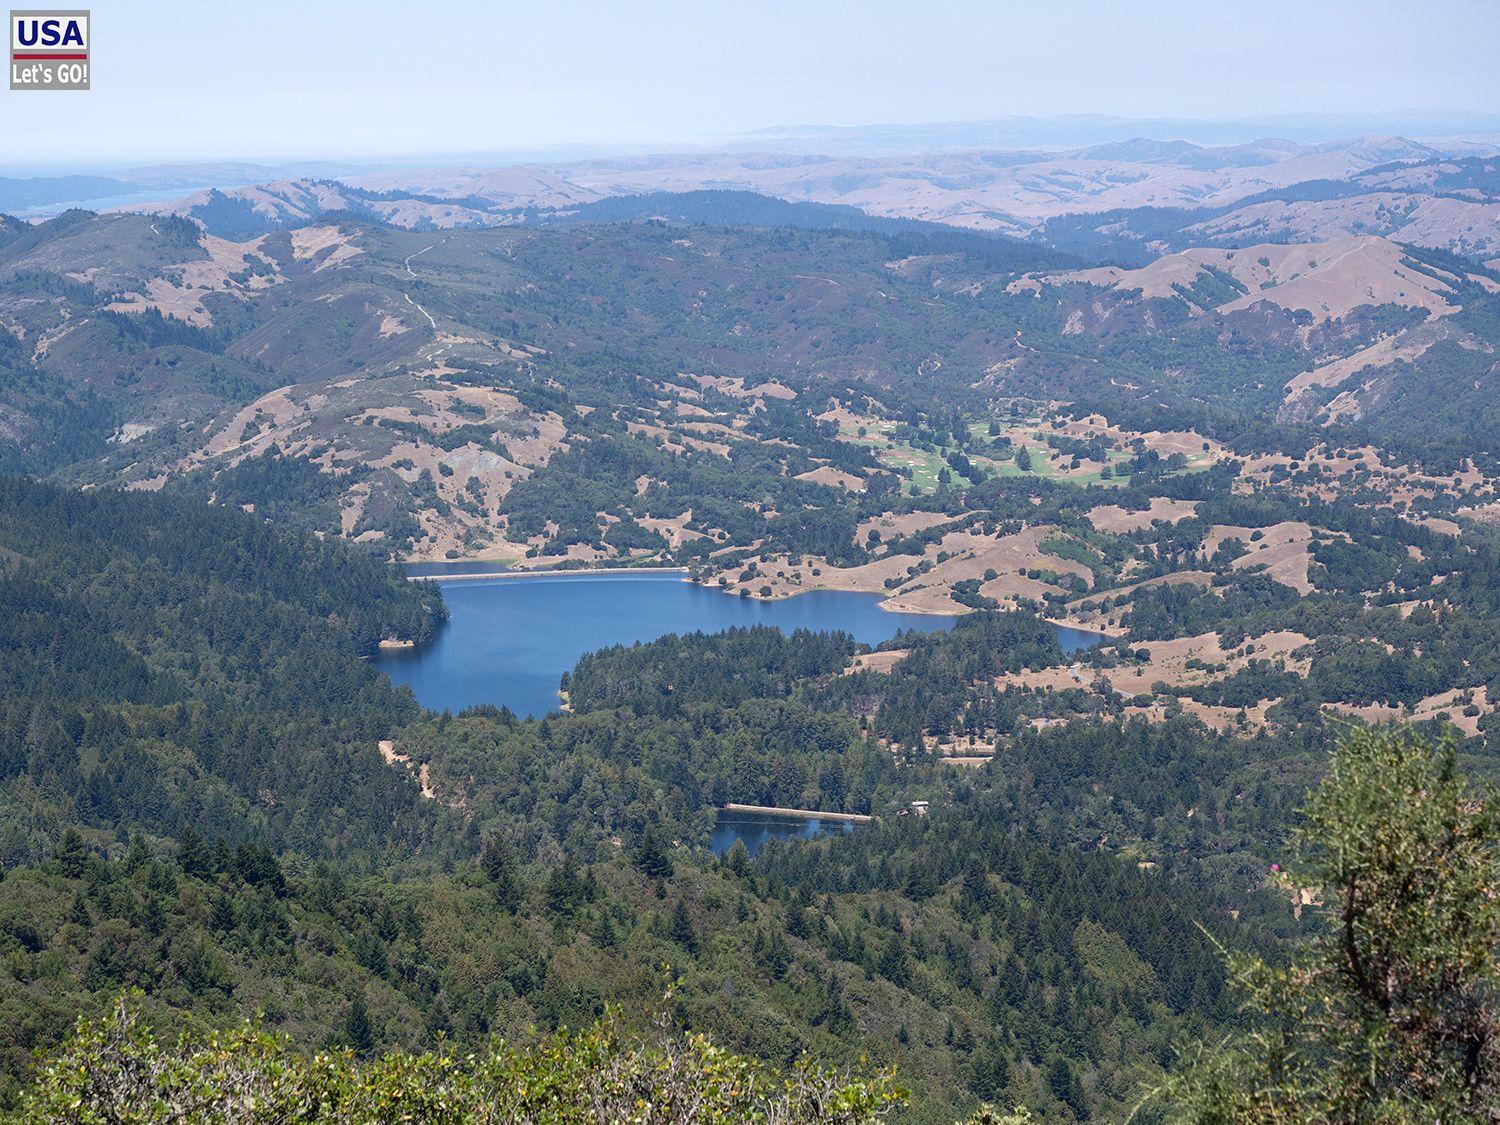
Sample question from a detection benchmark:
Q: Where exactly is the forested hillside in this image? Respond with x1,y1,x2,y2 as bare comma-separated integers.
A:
0,786,1244,1119
0,477,444,863
0,477,1297,1122
2,491,1482,1119
3,204,1498,567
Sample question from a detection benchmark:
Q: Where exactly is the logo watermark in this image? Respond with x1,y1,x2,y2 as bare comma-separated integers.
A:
11,10,89,90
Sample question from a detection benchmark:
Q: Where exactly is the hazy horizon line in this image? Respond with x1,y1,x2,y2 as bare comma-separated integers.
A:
5,107,1500,179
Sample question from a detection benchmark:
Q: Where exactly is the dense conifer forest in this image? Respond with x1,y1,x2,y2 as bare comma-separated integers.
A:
0,476,1304,1122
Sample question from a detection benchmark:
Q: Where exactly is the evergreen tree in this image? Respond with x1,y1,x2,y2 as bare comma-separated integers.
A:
178,825,210,879
668,899,698,954
55,828,87,879
344,993,374,1057
633,827,673,881
481,838,521,912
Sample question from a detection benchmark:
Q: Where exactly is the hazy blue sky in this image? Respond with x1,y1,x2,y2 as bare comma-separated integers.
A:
4,0,1499,167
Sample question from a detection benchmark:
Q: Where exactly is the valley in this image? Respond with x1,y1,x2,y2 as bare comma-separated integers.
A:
5,193,1500,755
5,95,1500,1121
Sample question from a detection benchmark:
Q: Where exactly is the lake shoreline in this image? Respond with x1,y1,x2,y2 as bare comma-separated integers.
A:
400,566,1115,644
407,564,961,618
409,566,690,583
398,555,1115,632
378,575,963,717
1043,616,1117,642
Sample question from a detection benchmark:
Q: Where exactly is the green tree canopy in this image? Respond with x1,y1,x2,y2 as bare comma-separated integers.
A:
1158,726,1500,1123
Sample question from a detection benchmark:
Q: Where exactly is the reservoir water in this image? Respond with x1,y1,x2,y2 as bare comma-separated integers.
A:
710,811,856,857
378,570,1104,719
708,810,864,852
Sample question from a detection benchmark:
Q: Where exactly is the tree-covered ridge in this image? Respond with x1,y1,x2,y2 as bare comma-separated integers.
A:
536,611,1321,872
0,779,1244,1122
0,476,444,863
0,478,1281,1122
4,205,1499,572
5,471,1495,1120
405,696,894,851
459,616,1321,918
815,614,1066,750
563,625,858,717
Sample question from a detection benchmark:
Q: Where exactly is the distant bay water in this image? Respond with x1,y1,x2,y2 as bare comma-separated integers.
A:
378,568,1102,719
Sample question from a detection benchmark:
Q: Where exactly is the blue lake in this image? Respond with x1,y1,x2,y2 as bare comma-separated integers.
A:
710,812,855,858
379,572,955,718
377,571,1104,719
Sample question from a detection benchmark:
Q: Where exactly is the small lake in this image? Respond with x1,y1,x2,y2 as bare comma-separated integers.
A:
378,571,1103,718
378,572,955,717
711,811,855,858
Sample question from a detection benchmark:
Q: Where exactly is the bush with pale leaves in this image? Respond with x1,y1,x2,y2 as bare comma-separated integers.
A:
16,997,903,1125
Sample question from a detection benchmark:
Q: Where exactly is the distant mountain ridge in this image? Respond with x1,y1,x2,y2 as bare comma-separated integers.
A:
131,184,1086,273
740,111,1500,152
1039,155,1500,266
0,161,382,216
80,135,1498,268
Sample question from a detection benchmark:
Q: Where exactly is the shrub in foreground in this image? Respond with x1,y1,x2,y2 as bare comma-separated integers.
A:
1152,727,1500,1123
14,996,902,1124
